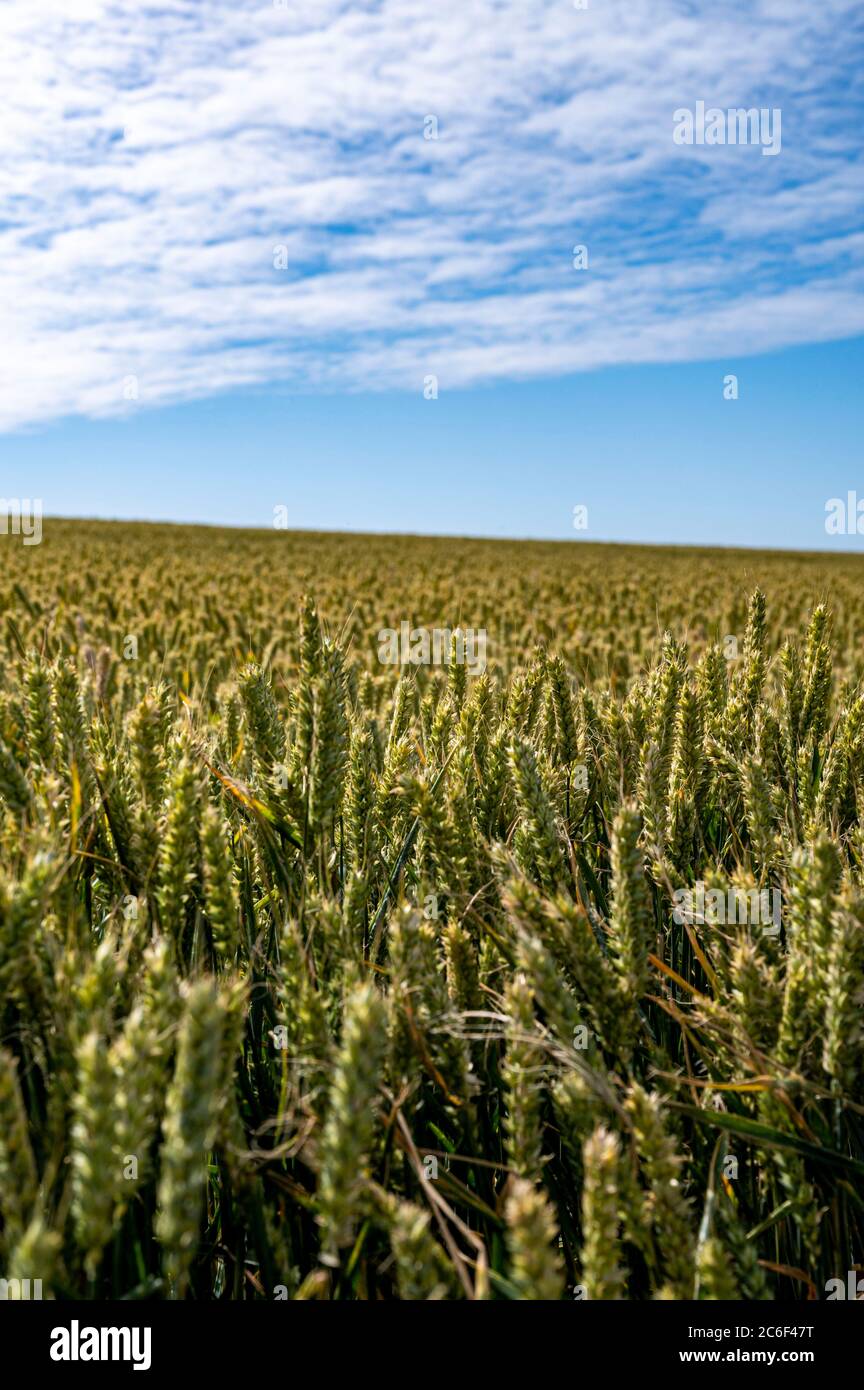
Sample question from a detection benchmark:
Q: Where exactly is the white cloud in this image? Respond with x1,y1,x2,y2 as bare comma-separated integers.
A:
0,0,860,430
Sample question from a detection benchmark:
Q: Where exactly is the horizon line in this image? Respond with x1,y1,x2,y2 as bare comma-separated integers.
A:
28,513,864,561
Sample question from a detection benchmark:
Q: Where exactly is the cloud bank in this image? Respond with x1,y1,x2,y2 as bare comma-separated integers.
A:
0,0,861,430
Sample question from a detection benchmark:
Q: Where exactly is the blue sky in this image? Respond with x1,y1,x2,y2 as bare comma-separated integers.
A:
1,1,862,548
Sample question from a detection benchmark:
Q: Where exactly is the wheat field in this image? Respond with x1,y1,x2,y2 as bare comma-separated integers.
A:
1,519,863,1300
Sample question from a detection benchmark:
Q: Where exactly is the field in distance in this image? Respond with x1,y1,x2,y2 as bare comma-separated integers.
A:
1,518,863,1300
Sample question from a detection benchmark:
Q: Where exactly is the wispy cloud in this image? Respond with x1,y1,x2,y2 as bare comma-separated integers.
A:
0,0,861,430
